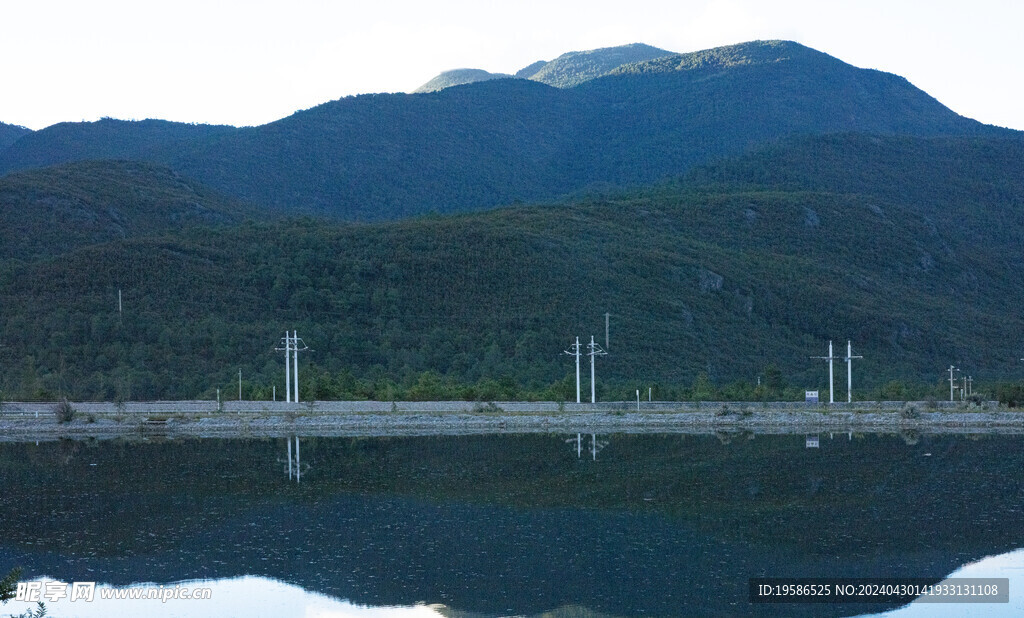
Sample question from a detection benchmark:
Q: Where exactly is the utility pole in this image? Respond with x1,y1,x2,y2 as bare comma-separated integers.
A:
948,365,960,402
604,312,610,351
811,341,838,403
844,340,862,403
292,330,300,403
564,337,582,403
587,335,608,404
276,332,309,403
279,332,291,402
239,369,242,400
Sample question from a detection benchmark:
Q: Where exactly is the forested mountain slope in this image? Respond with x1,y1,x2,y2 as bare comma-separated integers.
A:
2,135,1021,401
0,160,255,261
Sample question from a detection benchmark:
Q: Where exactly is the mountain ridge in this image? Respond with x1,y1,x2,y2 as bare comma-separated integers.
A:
414,42,675,93
0,40,1018,223
0,122,32,151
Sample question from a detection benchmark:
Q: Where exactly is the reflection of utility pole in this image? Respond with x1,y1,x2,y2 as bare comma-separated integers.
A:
283,436,307,483
811,341,838,403
565,434,608,460
566,434,583,458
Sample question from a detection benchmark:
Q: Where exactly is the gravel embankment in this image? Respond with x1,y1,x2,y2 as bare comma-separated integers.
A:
1,399,1022,442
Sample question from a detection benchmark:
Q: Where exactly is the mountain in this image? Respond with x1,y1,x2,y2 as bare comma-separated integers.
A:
0,41,1014,222
416,43,676,94
171,40,1015,219
526,42,675,87
1,134,1022,401
414,68,513,93
0,160,253,261
0,122,31,151
0,118,236,176
513,60,547,79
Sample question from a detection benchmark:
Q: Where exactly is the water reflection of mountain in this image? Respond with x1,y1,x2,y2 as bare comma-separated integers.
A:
1,434,1023,617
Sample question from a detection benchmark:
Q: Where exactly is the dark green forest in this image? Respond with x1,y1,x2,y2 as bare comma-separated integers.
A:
1,134,1023,402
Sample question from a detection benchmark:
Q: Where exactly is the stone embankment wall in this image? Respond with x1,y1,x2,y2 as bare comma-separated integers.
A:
0,399,999,416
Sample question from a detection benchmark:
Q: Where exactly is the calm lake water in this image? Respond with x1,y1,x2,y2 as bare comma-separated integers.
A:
1,432,1023,617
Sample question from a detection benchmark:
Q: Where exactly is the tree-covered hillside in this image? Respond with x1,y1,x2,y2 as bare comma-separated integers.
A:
0,118,236,176
0,122,31,151
0,160,258,261
1,41,1013,221
1,135,1022,402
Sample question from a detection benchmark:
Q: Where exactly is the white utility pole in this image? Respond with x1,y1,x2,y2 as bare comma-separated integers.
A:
276,332,309,403
564,337,582,403
239,369,242,400
811,341,838,403
587,335,608,404
292,330,299,403
280,332,292,402
604,312,610,350
844,340,862,403
948,365,959,402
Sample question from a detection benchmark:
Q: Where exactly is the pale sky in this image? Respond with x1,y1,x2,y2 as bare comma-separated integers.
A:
2,0,1022,131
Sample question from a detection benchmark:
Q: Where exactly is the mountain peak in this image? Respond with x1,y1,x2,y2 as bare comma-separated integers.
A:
414,68,513,94
415,42,678,94
526,42,676,88
608,40,833,77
